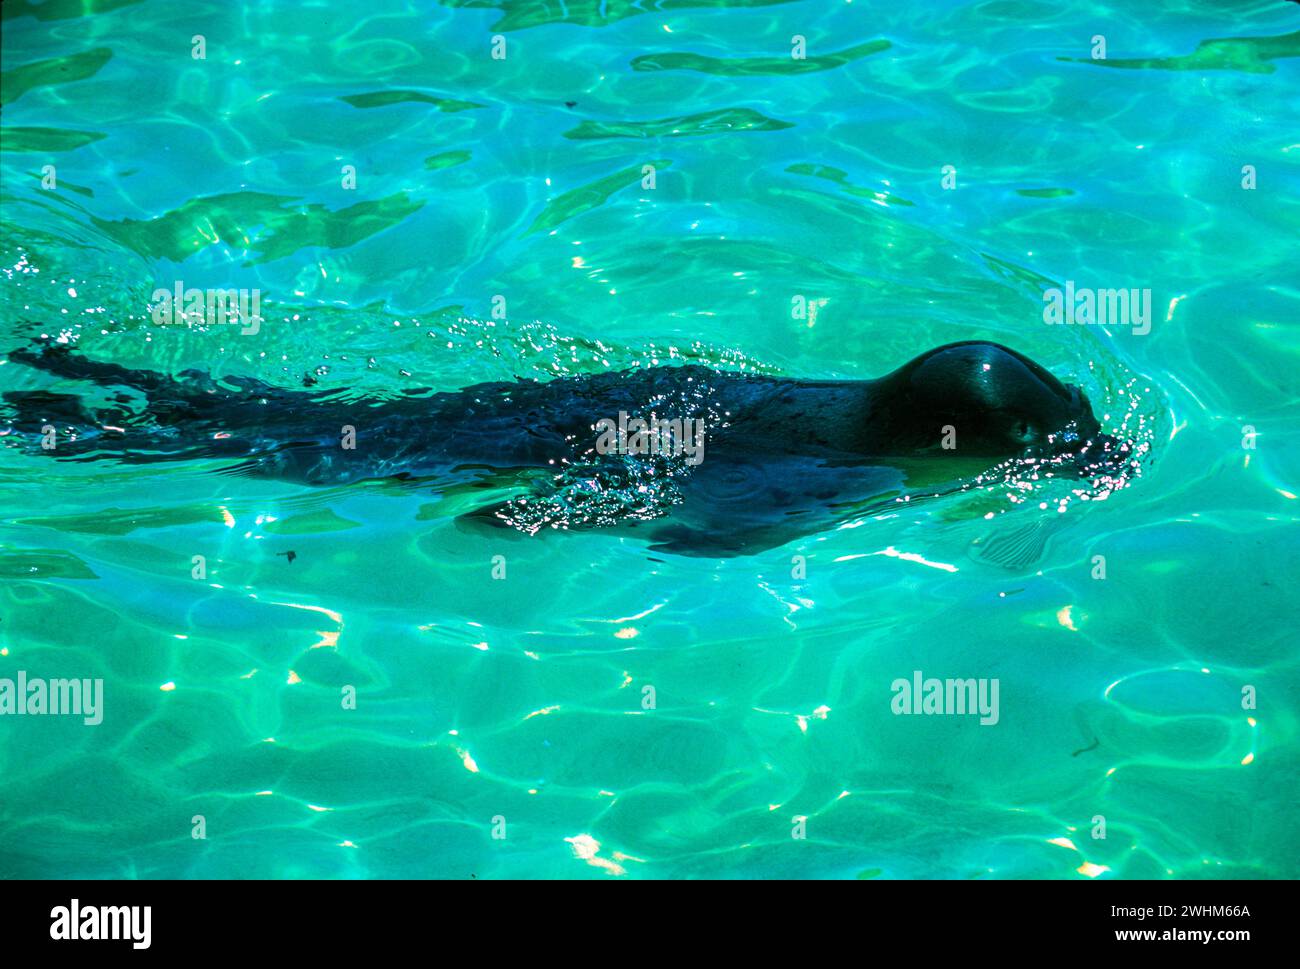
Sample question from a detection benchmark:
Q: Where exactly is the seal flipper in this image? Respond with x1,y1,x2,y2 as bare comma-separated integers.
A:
1,390,101,428
459,453,909,557
7,339,332,421
969,515,1067,571
639,456,907,556
9,340,167,391
6,341,349,467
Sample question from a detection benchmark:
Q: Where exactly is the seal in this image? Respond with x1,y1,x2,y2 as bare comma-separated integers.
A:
4,340,1122,555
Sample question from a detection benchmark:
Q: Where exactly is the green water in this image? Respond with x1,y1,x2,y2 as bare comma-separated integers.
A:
1,0,1297,879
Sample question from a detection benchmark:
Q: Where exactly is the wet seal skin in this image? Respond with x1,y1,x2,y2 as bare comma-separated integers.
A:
5,339,1128,556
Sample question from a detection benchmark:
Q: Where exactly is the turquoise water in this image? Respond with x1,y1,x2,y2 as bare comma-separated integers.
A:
1,0,1297,879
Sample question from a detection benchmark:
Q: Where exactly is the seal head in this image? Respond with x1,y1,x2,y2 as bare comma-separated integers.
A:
870,341,1105,460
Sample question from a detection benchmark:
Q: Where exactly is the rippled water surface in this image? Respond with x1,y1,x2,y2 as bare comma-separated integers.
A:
1,0,1297,879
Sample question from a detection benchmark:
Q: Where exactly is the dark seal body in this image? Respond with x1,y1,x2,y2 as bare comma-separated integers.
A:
5,340,1115,554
